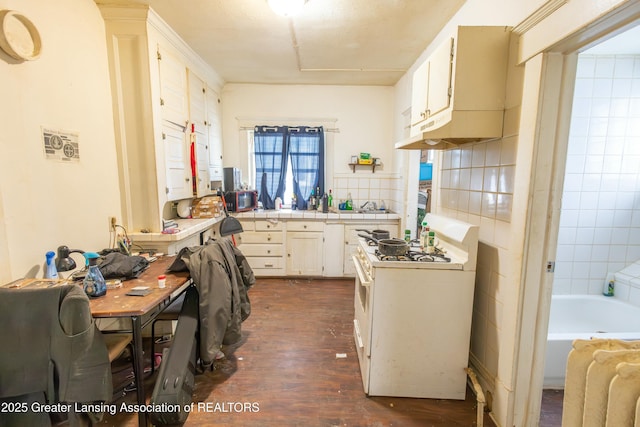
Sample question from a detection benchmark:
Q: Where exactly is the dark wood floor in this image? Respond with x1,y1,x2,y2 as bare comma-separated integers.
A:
103,278,502,426
540,389,563,427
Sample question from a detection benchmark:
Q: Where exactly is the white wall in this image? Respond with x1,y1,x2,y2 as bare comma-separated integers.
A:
0,0,120,282
221,83,403,212
554,54,640,297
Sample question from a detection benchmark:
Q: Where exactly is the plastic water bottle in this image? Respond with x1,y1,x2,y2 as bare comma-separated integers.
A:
603,273,615,297
420,219,429,252
44,251,58,279
83,252,106,298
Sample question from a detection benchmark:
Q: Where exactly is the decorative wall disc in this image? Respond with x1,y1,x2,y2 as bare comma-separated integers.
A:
0,10,42,61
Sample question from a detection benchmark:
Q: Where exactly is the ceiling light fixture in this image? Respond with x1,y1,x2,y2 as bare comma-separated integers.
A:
267,0,308,17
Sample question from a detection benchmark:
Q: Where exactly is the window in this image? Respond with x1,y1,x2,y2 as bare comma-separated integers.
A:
253,126,324,210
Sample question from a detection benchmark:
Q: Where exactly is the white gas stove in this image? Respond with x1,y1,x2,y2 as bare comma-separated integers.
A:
352,213,479,399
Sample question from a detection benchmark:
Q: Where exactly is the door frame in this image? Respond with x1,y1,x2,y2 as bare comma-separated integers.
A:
515,4,640,426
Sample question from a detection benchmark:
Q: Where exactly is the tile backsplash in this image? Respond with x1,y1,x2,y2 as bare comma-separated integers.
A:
553,54,640,298
331,175,401,213
439,138,517,222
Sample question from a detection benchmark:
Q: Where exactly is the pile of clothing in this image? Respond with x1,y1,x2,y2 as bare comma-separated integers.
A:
168,238,255,366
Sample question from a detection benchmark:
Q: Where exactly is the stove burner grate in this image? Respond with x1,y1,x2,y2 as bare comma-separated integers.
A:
374,250,451,263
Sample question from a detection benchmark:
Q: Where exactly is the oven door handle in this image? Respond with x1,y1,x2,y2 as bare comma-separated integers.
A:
352,255,371,287
353,319,364,349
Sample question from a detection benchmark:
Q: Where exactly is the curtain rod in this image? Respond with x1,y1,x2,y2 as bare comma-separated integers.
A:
239,126,340,133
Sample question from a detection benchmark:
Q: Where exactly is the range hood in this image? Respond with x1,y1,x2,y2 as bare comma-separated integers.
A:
394,108,505,150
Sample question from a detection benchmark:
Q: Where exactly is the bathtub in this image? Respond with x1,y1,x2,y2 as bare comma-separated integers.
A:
543,294,640,389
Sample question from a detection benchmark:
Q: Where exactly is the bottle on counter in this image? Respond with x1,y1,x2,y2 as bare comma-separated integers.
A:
420,219,429,252
275,197,282,211
328,189,333,208
83,252,107,298
404,229,411,243
44,251,58,279
309,190,316,210
322,192,329,213
291,194,297,210
426,230,436,254
346,193,353,210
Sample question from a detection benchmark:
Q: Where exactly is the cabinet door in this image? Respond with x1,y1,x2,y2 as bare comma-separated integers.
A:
410,60,429,128
343,224,377,276
188,71,211,197
188,70,207,129
207,87,223,178
158,47,189,128
192,130,211,196
426,37,453,118
286,232,323,276
323,224,344,277
163,123,192,201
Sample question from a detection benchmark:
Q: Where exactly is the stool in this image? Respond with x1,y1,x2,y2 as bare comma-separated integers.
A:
151,293,185,373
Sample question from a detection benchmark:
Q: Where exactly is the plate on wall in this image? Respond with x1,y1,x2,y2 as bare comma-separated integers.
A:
0,10,42,61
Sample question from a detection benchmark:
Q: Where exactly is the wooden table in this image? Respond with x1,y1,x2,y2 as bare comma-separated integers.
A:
89,255,191,427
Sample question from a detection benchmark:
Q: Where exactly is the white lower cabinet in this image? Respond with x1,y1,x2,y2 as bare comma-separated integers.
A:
236,217,399,278
236,220,285,276
323,223,345,277
343,223,400,275
286,221,324,276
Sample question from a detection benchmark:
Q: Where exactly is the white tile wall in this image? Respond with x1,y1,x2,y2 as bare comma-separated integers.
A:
553,54,640,299
439,138,517,222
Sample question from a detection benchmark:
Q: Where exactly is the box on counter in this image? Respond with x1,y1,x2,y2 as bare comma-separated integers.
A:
191,195,223,218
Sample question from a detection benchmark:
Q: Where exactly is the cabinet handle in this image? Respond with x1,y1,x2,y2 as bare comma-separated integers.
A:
267,237,271,241
264,263,274,267
267,250,271,254
185,178,190,182
303,225,307,229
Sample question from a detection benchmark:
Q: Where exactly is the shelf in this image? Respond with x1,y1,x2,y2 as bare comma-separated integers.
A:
348,162,379,173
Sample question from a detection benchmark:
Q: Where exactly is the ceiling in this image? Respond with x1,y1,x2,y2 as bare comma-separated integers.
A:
98,0,466,86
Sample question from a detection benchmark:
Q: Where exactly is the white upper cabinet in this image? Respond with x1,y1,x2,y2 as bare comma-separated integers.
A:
426,37,454,119
99,5,223,231
188,70,212,197
410,60,429,127
188,70,207,130
411,37,453,128
206,86,223,181
158,47,189,128
162,122,192,201
405,26,510,146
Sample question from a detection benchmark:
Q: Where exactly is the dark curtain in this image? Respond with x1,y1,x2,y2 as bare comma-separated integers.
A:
289,126,324,210
254,126,289,210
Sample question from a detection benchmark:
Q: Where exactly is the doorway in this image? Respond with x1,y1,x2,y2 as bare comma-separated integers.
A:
538,23,640,425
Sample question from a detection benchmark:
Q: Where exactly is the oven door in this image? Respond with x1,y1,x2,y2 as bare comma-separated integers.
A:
353,251,373,392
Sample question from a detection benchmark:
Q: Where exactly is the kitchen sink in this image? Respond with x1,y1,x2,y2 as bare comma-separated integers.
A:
354,209,391,214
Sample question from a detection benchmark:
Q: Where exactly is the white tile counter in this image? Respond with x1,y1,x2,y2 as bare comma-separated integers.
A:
129,216,224,254
235,209,400,221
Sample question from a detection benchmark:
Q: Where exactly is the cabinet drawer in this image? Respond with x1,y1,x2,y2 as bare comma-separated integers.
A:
246,256,284,269
236,231,283,244
256,221,284,231
287,222,324,232
238,220,255,231
237,244,283,257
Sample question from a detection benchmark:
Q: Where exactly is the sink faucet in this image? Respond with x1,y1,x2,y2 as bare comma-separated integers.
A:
361,201,377,210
